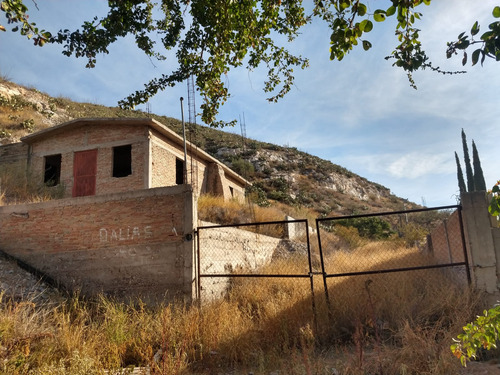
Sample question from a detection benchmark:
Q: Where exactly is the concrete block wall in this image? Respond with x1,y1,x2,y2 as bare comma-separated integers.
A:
284,216,316,240
0,186,197,303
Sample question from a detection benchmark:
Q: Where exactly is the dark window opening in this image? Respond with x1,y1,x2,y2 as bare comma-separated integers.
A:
113,145,132,177
229,186,234,197
176,158,184,185
44,154,61,186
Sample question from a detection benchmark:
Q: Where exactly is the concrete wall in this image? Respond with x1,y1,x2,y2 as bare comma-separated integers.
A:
0,186,197,303
285,216,317,240
461,192,499,293
427,210,465,264
197,221,283,301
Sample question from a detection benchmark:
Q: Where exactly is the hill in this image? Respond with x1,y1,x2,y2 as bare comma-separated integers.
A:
0,78,417,215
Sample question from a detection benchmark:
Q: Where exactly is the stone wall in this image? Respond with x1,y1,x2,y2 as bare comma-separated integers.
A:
0,186,197,303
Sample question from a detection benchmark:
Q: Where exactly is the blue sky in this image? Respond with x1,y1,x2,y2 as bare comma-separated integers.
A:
1,1,499,207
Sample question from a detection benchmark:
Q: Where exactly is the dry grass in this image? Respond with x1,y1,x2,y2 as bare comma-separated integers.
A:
0,163,65,205
0,189,480,374
198,194,290,225
0,241,484,375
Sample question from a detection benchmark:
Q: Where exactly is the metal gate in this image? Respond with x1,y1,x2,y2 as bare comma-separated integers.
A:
196,219,317,307
315,205,471,309
195,206,470,313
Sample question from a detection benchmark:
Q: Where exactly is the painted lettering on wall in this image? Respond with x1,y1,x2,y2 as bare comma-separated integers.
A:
99,226,153,242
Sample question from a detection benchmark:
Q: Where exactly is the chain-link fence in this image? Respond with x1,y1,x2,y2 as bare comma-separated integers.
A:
195,206,471,324
315,205,471,308
197,219,316,304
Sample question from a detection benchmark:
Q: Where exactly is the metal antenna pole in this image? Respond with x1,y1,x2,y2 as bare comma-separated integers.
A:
180,97,188,184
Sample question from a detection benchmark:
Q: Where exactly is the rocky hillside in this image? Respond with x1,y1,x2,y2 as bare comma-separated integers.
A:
0,79,416,215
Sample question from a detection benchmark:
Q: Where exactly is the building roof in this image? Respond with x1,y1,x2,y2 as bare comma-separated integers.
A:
21,117,250,187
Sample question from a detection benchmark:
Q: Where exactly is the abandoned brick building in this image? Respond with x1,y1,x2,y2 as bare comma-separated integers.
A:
1,117,248,200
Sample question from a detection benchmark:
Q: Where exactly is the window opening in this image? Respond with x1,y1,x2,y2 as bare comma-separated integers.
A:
176,158,184,185
113,145,132,177
229,186,234,197
44,154,62,186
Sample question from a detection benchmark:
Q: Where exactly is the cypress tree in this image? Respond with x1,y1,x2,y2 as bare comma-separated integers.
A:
455,152,467,194
472,140,487,191
462,129,475,192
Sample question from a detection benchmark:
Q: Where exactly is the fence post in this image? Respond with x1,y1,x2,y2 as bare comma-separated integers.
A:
461,192,498,293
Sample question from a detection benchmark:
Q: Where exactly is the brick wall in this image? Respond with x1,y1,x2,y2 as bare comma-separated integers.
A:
29,123,148,197
2,119,247,202
224,174,246,201
0,186,197,303
150,130,210,196
151,138,179,187
149,129,246,201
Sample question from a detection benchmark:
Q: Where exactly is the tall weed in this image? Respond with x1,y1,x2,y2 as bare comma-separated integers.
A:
0,163,64,205
0,242,482,375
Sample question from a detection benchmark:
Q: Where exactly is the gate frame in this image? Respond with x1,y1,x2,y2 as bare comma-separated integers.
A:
196,219,317,314
315,205,471,309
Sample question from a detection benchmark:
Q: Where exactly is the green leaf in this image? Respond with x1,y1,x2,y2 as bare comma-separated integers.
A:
362,40,372,51
373,10,386,22
489,202,500,217
360,19,373,32
471,48,481,66
386,6,396,17
339,0,350,11
493,6,500,18
481,31,494,41
357,3,367,16
471,21,480,36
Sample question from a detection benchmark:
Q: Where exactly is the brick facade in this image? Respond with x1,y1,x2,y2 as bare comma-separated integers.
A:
12,118,248,201
0,186,197,303
26,121,148,197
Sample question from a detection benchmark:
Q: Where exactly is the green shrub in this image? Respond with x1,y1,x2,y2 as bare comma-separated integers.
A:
230,157,254,178
335,216,393,240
